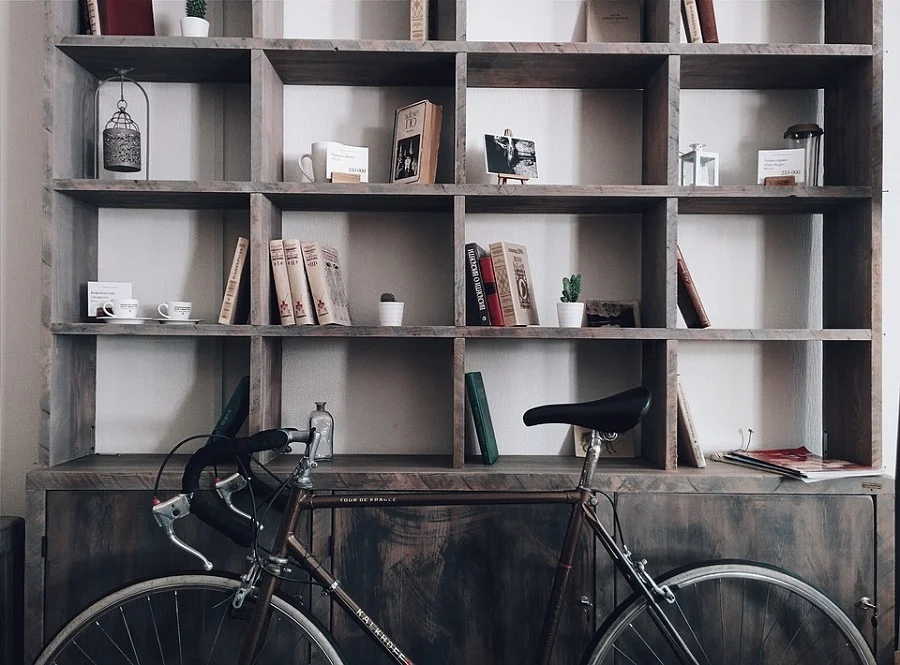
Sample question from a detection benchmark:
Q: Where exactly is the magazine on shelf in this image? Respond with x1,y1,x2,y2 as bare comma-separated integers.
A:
711,447,882,483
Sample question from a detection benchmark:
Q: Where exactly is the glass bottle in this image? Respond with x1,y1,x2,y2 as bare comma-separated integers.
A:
783,123,824,187
308,401,334,461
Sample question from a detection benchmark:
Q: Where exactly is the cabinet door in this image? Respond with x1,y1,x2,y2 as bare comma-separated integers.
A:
606,493,876,644
331,504,595,665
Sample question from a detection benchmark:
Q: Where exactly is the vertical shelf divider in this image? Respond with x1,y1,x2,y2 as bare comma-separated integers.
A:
454,52,467,184
643,56,679,186
643,199,677,330
453,195,466,326
251,50,285,183
252,0,284,39
453,337,466,468
642,339,677,470
644,0,680,43
824,0,876,44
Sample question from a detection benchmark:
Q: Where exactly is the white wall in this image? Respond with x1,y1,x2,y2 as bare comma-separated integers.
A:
1,0,898,514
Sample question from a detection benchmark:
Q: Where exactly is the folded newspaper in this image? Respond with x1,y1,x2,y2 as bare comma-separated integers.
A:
710,446,883,483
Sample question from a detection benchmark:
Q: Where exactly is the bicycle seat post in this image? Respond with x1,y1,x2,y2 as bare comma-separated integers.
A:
578,430,614,489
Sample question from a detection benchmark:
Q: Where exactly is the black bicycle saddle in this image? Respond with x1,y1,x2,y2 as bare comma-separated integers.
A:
522,386,651,434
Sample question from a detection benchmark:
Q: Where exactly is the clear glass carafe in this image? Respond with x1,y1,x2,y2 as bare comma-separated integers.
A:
308,401,334,461
784,123,823,187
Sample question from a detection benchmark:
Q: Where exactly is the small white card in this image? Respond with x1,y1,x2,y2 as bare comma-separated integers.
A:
326,143,369,183
757,149,805,184
87,281,132,318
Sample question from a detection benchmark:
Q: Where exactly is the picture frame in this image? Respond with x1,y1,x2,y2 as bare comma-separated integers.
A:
585,299,641,328
484,133,538,180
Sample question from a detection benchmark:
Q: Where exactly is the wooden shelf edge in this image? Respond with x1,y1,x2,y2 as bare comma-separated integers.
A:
26,454,893,494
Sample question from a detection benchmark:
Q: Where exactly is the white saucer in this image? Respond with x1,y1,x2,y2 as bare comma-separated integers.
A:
155,318,203,325
100,317,151,325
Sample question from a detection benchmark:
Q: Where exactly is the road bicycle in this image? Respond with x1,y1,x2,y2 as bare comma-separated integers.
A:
34,386,877,664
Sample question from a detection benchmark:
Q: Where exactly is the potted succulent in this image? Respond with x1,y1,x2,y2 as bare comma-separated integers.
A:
378,292,405,326
181,0,210,37
557,274,584,327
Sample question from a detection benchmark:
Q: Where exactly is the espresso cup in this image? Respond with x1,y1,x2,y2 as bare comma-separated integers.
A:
299,141,331,183
102,298,140,318
158,300,192,320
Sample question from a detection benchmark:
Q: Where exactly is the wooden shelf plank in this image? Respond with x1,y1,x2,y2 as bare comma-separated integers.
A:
26,454,892,494
676,186,871,213
51,323,871,341
261,183,457,211
56,37,252,83
54,180,254,208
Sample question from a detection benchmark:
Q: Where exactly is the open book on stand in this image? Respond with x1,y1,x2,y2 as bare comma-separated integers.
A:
711,447,882,483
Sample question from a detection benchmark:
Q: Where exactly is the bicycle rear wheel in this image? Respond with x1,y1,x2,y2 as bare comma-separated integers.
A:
34,573,346,665
581,560,875,665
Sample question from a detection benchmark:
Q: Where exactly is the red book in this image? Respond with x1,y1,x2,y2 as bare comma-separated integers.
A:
98,0,155,36
695,0,719,43
479,255,504,327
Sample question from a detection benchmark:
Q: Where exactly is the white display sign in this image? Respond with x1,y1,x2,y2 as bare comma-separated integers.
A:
757,148,805,184
326,143,369,182
87,281,132,318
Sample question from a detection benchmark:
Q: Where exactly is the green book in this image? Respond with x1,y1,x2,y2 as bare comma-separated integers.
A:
464,371,499,465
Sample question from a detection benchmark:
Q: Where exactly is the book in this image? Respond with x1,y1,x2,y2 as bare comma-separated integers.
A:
390,100,443,185
210,375,251,442
410,0,428,41
97,0,154,36
676,380,705,468
676,245,710,329
695,0,719,43
269,239,296,326
479,254,504,326
465,243,491,326
218,236,250,325
301,242,352,326
681,0,703,43
464,372,499,465
489,241,539,326
283,239,316,325
712,447,882,483
586,0,642,42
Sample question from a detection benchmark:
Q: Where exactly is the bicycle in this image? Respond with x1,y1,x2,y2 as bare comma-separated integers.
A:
33,386,877,665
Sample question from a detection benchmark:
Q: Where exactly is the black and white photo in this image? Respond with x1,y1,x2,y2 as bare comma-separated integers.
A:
585,300,641,328
394,135,421,181
484,134,538,179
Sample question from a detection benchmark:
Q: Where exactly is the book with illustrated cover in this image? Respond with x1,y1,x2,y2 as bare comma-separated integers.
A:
269,239,296,326
465,243,490,326
282,239,316,325
218,237,250,325
489,241,539,326
676,380,705,468
390,100,442,185
464,371,499,465
301,242,352,326
712,447,881,483
676,245,710,328
479,254,504,326
410,0,428,40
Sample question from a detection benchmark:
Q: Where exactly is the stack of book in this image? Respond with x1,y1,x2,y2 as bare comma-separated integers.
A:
464,241,539,327
711,447,882,483
681,0,718,43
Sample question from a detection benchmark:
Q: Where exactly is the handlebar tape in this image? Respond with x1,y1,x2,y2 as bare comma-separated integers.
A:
182,429,292,547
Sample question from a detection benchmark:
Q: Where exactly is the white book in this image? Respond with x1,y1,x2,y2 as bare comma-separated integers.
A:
301,242,352,326
269,239,296,326
488,242,539,327
218,237,249,325
282,239,316,325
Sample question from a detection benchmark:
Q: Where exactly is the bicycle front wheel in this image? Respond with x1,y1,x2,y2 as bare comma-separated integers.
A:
34,573,346,665
581,560,875,665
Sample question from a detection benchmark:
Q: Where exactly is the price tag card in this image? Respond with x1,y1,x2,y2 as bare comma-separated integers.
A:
326,144,369,183
757,148,805,184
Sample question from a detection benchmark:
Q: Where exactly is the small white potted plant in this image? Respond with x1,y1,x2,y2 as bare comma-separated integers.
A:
557,274,584,327
378,292,405,326
181,0,209,37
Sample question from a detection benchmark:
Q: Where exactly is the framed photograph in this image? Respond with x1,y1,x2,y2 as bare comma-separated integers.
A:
484,134,538,180
574,426,636,458
585,300,641,328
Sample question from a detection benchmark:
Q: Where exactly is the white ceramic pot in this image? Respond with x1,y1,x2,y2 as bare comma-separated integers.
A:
557,302,585,328
378,302,405,326
180,16,210,37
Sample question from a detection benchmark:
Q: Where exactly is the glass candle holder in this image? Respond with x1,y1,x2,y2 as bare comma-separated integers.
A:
679,143,719,186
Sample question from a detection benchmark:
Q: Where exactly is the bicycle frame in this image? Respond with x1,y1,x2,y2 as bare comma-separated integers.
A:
238,441,702,665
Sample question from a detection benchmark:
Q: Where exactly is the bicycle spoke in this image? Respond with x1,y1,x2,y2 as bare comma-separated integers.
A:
738,579,745,665
74,639,102,665
612,644,641,665
250,614,279,665
119,607,141,665
719,578,725,664
204,595,231,665
673,598,711,665
174,591,183,665
147,596,166,665
774,602,815,663
626,623,666,665
95,621,137,665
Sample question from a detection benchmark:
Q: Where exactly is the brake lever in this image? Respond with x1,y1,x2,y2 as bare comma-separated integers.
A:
215,473,263,531
152,494,214,571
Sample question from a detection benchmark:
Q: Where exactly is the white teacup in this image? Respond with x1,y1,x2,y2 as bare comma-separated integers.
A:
299,141,332,183
102,298,140,319
158,300,192,320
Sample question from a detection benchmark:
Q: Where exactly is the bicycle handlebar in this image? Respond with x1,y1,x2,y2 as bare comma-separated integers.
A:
181,428,307,548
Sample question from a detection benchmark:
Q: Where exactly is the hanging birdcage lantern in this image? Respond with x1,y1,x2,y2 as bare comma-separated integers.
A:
95,68,150,178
